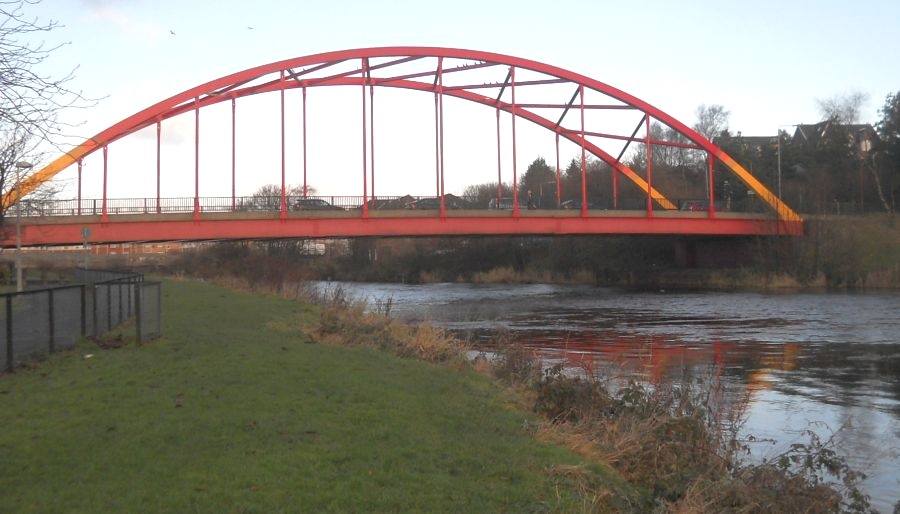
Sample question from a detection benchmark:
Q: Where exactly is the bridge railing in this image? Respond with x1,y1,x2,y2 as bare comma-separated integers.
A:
12,194,776,217
1,270,162,373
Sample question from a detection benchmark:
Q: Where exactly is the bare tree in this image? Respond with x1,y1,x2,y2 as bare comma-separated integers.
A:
462,181,512,208
1,0,93,140
241,183,316,211
1,0,97,216
815,91,869,124
693,104,730,141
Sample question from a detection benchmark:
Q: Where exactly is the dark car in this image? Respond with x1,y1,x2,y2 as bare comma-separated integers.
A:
404,196,469,210
560,199,601,210
294,198,344,211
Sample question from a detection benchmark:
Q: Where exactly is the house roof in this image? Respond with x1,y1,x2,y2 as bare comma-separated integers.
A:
792,121,878,147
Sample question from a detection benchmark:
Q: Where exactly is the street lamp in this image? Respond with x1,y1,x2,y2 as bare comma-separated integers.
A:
13,160,32,292
538,180,557,208
776,124,797,199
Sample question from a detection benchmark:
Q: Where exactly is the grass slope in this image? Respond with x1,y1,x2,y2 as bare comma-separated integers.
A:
0,279,623,513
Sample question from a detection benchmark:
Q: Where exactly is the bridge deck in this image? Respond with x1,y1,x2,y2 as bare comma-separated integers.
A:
3,209,802,247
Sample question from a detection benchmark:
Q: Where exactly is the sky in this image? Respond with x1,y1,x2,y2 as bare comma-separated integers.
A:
18,0,900,199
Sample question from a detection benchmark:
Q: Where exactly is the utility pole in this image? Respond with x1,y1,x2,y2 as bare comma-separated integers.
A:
13,161,33,292
776,125,797,200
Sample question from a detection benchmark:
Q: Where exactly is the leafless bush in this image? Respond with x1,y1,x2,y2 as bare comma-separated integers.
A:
489,338,876,513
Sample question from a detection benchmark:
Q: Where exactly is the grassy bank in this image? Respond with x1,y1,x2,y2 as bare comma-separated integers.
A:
0,279,636,513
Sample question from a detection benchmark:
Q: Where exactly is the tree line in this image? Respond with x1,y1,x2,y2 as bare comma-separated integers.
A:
463,98,900,215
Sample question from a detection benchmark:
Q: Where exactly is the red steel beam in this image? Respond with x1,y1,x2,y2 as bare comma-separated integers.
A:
374,60,496,86
302,86,308,197
231,95,236,211
370,83,376,202
580,85,587,217
708,153,716,218
4,215,804,247
77,159,82,215
101,146,108,223
555,132,561,208
438,57,446,217
567,129,703,150
518,103,635,110
361,58,369,218
193,97,200,219
156,118,161,213
443,78,567,91
280,70,287,219
495,107,502,205
511,66,519,216
645,114,653,217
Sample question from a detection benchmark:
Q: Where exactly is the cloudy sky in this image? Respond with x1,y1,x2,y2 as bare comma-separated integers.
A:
19,0,900,198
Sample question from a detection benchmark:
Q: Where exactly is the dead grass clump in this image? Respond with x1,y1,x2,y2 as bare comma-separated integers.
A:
417,270,443,284
471,266,518,284
544,464,636,513
308,287,467,364
487,343,877,513
533,367,616,423
488,335,542,385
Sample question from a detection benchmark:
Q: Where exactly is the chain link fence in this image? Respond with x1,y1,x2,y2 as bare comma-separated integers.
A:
1,270,163,372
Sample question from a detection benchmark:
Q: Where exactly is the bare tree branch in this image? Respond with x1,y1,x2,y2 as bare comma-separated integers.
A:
815,91,869,124
1,0,100,216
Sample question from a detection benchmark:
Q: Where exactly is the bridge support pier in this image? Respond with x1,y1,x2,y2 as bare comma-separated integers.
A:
674,237,757,269
674,239,697,268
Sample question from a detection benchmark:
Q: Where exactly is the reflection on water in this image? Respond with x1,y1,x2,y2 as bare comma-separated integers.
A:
314,281,900,511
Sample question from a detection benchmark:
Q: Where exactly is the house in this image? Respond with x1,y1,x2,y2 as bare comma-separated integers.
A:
792,121,878,158
713,132,778,159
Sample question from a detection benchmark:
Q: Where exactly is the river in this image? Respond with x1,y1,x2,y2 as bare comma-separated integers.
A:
314,281,900,512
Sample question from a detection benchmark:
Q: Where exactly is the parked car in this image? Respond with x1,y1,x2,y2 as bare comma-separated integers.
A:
679,200,709,212
560,199,601,210
488,197,525,209
294,198,344,211
404,196,469,210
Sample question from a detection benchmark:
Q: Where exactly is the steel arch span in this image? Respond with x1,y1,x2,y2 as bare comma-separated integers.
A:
2,47,802,246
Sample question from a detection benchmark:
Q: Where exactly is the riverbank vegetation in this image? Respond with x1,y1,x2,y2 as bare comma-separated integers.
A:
310,285,879,513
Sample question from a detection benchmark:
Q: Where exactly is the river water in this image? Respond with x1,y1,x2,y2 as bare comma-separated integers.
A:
315,281,900,511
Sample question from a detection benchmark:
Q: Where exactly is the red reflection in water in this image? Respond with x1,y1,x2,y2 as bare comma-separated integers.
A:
482,332,802,395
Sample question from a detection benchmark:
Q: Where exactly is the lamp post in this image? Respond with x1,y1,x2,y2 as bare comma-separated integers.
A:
13,161,33,292
776,124,797,199
538,180,556,208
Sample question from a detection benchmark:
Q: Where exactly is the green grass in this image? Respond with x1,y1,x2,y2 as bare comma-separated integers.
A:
0,278,631,513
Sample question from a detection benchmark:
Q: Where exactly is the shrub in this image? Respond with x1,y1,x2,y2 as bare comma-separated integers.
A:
490,339,877,513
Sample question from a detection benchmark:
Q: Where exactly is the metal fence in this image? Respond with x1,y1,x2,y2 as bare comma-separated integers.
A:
1,270,162,372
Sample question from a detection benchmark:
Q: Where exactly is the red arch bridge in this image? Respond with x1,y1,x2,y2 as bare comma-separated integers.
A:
2,47,802,248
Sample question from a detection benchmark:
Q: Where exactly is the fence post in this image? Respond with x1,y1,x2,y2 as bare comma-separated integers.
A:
106,284,112,332
5,295,12,373
135,283,143,344
92,285,98,338
156,282,162,336
48,289,55,353
80,285,86,337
